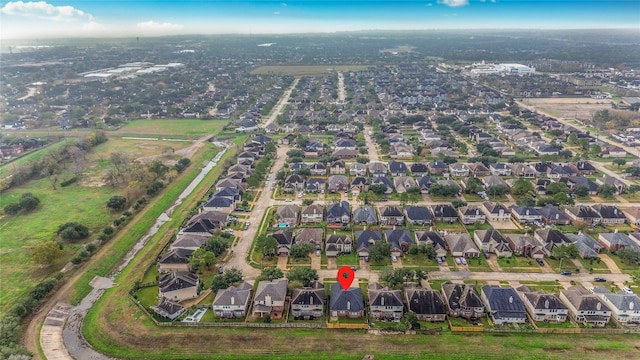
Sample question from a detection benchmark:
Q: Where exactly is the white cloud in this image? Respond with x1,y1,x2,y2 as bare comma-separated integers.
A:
0,1,91,21
281,3,287,6
426,3,433,7
82,21,105,32
137,21,184,31
437,0,469,7
273,11,280,15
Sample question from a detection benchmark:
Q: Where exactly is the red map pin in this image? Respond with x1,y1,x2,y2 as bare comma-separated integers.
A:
337,266,355,291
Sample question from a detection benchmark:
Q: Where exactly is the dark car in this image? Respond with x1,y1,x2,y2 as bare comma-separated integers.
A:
561,270,572,275
594,277,607,282
536,258,545,266
218,266,224,274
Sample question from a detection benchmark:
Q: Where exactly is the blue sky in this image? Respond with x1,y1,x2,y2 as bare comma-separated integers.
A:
1,0,638,39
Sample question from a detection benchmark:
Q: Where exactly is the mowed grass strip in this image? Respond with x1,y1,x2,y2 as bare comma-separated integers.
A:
0,177,120,313
113,119,229,138
69,143,224,304
251,65,371,76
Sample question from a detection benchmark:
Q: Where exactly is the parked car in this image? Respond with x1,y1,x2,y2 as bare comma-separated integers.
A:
285,198,292,202
218,266,224,274
561,270,572,275
436,257,443,264
391,255,398,263
622,287,634,294
364,256,369,263
536,258,545,266
455,258,461,265
460,257,467,265
594,277,607,282
316,250,321,257
351,266,358,271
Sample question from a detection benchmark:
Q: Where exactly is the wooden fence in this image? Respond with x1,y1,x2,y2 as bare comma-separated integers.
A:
326,323,369,329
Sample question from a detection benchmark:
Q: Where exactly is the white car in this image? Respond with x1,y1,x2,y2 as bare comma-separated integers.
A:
460,257,467,265
623,287,634,294
285,198,292,202
455,258,461,265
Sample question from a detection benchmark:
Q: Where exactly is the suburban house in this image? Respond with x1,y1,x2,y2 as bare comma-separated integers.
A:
596,176,627,195
427,160,448,175
350,162,367,176
152,298,186,320
329,282,365,318
212,282,253,319
379,205,405,226
565,233,603,259
158,272,199,302
353,205,378,225
449,163,470,177
326,201,351,227
432,204,459,223
482,201,511,222
415,231,448,259
170,233,208,252
490,162,512,176
350,176,370,194
368,162,388,177
564,205,602,226
253,278,289,319
368,282,404,321
394,176,417,193
506,234,546,259
575,161,597,175
601,145,626,158
356,230,382,257
295,228,324,250
301,204,324,224
389,160,408,176
444,233,480,258
511,163,536,178
441,283,485,319
517,285,568,323
158,248,193,273
410,163,429,176
284,174,305,192
385,229,413,256
291,281,325,320
474,230,512,257
538,204,571,225
592,287,640,324
458,206,486,225
328,175,349,193
405,206,433,225
276,205,299,227
592,205,627,224
469,162,491,176
598,232,638,251
326,233,352,257
416,175,437,193
481,286,528,325
482,175,509,189
623,207,640,226
534,229,572,255
560,286,611,327
305,178,326,193
404,284,447,322
309,162,327,176
272,230,294,256
561,176,598,195
330,160,346,174
509,206,542,224
372,176,394,194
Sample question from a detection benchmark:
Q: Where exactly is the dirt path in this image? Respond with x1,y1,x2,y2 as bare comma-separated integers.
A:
363,125,379,162
17,86,37,100
337,72,346,103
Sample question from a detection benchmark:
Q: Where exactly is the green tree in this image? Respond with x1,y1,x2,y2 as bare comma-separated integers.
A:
286,267,319,286
210,268,244,291
32,241,64,265
258,267,284,282
379,267,403,288
256,235,278,258
487,185,510,196
463,177,483,194
590,144,602,156
57,222,89,241
3,203,22,215
189,249,217,273
613,158,627,168
106,195,127,211
553,244,579,260
516,195,536,207
451,200,467,209
369,183,388,195
290,242,314,259
511,179,534,196
207,237,230,256
616,248,640,265
598,184,617,198
573,185,590,197
546,182,568,195
368,241,392,263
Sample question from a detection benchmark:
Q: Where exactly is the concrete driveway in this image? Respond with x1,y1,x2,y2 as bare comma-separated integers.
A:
599,254,623,274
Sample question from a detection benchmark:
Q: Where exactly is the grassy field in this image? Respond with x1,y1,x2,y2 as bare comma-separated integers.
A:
251,65,372,76
113,119,230,138
0,137,75,178
0,177,120,313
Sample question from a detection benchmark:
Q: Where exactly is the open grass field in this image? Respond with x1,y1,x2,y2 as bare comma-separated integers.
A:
520,98,613,122
251,65,371,76
0,137,74,178
0,176,120,313
113,119,230,138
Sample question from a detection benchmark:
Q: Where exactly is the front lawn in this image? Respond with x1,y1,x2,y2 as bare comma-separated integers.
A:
465,256,493,272
336,251,359,266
